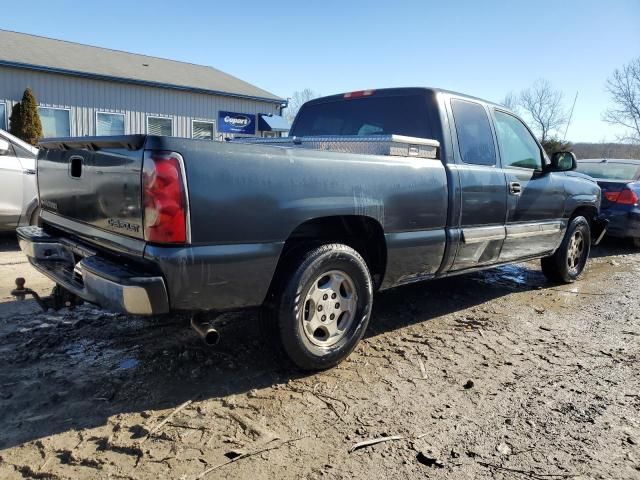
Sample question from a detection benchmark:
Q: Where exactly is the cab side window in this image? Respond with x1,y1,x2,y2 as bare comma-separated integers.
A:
451,99,496,166
494,111,543,170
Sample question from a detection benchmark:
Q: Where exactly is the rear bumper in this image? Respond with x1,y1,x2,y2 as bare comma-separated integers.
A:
17,226,169,315
600,208,640,239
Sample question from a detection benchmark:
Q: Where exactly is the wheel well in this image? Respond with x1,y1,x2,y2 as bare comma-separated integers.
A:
273,216,387,291
571,206,598,226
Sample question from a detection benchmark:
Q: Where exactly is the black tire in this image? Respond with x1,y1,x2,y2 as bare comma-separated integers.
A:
264,243,373,371
633,237,640,249
541,216,591,283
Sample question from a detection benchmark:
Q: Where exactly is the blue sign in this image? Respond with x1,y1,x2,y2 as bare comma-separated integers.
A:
218,111,256,134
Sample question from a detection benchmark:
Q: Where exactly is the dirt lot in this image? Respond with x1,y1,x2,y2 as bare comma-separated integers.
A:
0,235,638,480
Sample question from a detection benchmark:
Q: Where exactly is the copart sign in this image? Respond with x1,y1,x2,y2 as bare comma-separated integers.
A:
218,111,256,134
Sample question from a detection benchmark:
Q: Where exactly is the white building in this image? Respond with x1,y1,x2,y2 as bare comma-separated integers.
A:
0,30,289,140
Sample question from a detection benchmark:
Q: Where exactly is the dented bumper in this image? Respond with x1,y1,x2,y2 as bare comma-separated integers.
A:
17,226,169,315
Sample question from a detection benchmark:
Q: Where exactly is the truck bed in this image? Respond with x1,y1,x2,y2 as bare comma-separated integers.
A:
34,134,449,311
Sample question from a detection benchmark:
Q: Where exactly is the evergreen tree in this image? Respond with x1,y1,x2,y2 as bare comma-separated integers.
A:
18,88,43,145
540,137,572,156
8,101,22,137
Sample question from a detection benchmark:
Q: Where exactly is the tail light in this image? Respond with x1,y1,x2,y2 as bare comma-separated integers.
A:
604,191,620,202
604,188,639,205
142,151,189,243
344,89,375,99
617,189,639,205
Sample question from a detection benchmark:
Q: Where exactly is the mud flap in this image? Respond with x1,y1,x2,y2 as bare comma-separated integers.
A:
592,216,609,246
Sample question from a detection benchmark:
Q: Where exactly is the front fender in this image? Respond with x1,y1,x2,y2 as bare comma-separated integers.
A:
564,192,601,217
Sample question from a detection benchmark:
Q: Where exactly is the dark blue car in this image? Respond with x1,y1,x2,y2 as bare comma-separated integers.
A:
577,159,640,247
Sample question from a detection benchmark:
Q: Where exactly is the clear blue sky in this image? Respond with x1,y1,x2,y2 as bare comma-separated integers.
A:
3,0,639,142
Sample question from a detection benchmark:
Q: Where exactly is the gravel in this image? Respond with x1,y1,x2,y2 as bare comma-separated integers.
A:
0,236,638,479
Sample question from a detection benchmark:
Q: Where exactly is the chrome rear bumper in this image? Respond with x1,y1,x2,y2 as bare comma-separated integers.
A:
17,226,169,315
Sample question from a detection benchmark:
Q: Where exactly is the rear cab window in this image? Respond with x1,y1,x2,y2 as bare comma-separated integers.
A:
290,93,434,139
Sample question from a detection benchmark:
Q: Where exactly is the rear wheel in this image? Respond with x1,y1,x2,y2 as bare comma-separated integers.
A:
263,243,373,370
541,216,591,283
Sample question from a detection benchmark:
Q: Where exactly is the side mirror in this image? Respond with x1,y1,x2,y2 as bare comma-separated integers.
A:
0,139,10,156
550,151,576,172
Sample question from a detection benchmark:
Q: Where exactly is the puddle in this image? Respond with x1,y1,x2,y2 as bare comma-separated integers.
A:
64,339,138,371
64,339,105,362
117,358,140,370
473,263,543,289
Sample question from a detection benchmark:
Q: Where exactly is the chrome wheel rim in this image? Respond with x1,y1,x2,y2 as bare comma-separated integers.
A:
300,270,358,348
567,230,585,272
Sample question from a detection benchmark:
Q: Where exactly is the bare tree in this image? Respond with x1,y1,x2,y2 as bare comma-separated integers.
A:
284,89,320,123
518,79,567,143
603,57,640,143
500,91,519,112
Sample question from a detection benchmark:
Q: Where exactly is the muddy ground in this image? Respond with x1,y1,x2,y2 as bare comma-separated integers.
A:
0,235,638,480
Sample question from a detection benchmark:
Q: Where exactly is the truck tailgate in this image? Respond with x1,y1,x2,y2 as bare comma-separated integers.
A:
38,136,146,242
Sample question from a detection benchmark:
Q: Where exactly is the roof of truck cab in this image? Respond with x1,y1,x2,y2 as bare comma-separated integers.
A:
305,87,506,109
0,29,284,104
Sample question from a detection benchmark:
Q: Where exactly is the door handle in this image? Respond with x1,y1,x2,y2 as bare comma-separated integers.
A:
509,182,522,195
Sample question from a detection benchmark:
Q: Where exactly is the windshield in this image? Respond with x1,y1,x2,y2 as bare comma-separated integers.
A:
291,95,433,139
576,162,640,181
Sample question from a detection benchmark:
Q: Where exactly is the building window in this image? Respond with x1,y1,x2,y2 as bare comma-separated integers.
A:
147,116,172,136
0,103,6,130
192,120,215,140
39,107,71,137
96,112,125,136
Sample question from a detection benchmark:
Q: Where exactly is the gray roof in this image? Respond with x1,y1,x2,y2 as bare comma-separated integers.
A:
0,29,284,103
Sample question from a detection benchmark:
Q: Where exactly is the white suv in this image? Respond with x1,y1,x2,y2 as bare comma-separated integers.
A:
0,129,39,230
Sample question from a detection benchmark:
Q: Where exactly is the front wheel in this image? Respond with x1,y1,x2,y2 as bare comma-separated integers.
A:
541,216,591,283
265,243,373,371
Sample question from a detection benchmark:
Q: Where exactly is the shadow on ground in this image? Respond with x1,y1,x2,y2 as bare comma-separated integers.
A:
0,233,18,253
591,236,639,258
0,238,635,450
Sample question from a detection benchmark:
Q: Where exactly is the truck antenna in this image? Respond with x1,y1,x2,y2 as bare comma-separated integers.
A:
563,91,579,141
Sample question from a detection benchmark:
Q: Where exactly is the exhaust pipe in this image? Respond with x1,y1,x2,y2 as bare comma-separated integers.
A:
190,315,220,346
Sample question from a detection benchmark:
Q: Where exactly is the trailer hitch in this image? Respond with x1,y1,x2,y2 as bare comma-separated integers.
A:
11,277,49,311
11,278,82,312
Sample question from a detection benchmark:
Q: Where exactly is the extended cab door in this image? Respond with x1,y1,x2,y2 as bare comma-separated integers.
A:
446,97,508,271
492,109,565,261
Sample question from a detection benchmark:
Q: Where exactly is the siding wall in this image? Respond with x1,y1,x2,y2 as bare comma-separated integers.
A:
0,66,281,138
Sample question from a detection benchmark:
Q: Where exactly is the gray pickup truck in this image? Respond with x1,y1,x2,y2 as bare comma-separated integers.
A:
17,87,606,370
